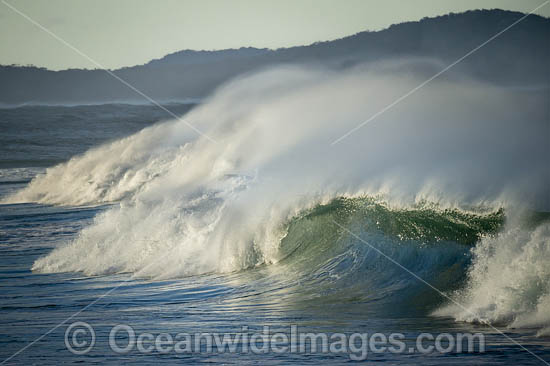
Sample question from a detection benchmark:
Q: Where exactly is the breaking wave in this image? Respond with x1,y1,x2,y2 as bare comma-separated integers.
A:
5,62,549,334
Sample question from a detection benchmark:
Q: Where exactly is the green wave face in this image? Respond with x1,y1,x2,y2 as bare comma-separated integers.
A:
279,196,505,258
264,197,506,315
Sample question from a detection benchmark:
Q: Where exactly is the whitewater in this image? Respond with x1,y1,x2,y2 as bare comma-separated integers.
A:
1,61,549,364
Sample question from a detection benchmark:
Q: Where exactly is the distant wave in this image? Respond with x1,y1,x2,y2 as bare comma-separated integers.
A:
6,62,549,334
0,98,202,109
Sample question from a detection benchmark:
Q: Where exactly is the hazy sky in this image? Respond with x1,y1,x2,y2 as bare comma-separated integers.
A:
1,0,548,70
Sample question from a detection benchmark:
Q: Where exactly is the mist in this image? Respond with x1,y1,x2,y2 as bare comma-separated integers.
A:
3,60,542,279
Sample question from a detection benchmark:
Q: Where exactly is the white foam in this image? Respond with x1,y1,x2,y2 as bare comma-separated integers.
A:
434,223,550,335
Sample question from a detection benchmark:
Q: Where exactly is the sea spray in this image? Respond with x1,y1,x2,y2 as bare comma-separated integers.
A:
433,221,550,336
7,62,548,333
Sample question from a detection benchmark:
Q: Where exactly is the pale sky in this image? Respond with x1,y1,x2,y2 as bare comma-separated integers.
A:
0,0,548,70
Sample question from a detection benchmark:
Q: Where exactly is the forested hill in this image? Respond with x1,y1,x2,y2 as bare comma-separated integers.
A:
1,9,548,105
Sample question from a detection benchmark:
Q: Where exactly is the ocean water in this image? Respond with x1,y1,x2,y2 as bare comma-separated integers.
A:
0,65,549,365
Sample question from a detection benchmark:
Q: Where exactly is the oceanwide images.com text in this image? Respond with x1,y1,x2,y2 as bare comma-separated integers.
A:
65,322,486,360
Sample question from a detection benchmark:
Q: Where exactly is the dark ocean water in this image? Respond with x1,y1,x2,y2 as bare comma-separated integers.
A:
0,104,549,365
